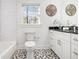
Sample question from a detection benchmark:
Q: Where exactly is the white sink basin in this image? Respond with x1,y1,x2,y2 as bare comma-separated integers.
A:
25,41,36,47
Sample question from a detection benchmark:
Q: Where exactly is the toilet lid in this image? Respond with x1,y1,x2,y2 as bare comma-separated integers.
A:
25,41,36,47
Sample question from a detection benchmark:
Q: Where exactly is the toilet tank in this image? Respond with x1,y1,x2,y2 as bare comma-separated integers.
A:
24,32,36,41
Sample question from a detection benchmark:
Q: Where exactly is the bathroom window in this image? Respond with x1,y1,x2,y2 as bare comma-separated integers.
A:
23,4,40,24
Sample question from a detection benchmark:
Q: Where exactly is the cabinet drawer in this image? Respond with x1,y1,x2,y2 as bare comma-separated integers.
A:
55,39,64,59
71,34,78,45
53,31,70,42
71,44,78,59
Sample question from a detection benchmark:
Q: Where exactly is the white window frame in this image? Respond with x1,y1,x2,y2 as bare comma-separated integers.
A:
22,3,41,26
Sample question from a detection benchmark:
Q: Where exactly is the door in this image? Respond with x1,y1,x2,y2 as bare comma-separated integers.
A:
50,36,56,52
71,44,78,59
63,41,70,59
55,39,63,59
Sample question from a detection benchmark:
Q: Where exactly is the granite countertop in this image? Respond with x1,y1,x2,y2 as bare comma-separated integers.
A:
49,27,78,34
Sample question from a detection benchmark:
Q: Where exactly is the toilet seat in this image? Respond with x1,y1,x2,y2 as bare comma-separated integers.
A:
25,41,36,47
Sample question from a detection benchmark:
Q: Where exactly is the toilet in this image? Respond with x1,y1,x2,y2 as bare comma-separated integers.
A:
24,32,36,59
24,32,36,48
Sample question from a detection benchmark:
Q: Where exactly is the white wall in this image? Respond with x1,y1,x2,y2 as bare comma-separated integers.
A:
1,0,17,41
61,0,78,26
0,0,1,40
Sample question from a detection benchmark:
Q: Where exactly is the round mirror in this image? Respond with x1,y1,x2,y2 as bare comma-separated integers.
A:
46,4,57,16
65,4,76,16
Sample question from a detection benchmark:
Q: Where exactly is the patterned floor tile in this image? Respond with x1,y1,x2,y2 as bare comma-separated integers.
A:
11,49,60,59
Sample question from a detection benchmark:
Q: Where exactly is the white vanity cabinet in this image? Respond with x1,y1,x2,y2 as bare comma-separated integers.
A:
49,30,70,59
49,29,78,59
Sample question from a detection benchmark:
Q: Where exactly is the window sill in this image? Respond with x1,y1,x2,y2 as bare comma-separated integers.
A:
20,23,42,28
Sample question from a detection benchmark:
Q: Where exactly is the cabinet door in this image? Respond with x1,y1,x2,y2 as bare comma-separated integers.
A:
71,34,78,45
50,36,56,52
55,39,63,59
71,44,78,59
53,31,70,42
63,41,70,59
